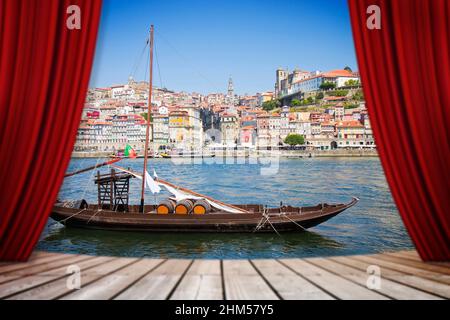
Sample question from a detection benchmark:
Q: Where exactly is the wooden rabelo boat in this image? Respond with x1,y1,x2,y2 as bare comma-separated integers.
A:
51,198,358,233
52,25,359,233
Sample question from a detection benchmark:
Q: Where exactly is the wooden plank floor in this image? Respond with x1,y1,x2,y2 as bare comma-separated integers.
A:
0,250,448,300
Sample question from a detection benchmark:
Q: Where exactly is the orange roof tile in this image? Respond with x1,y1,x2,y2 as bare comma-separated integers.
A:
322,69,355,77
336,120,364,128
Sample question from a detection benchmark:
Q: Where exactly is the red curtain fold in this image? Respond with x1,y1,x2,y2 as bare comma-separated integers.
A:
0,0,102,261
348,0,450,261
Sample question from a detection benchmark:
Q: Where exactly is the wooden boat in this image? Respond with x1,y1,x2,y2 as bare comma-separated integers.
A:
159,147,215,159
51,198,358,233
160,151,215,159
109,154,154,159
53,25,359,234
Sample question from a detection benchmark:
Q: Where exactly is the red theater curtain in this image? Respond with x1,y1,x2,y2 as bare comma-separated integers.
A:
348,0,450,261
0,0,102,261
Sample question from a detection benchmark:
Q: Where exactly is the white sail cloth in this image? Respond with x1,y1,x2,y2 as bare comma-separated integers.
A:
145,170,161,194
157,181,243,214
110,165,243,213
110,166,161,194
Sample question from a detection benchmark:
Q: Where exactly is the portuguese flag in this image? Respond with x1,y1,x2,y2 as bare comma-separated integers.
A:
124,144,137,158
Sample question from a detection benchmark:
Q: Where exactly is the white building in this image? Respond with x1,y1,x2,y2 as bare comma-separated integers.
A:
220,113,239,146
279,69,360,97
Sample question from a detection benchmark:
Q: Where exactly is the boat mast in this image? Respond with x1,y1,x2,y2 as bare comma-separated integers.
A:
140,25,154,213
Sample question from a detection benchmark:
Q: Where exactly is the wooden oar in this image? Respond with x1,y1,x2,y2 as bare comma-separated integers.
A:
111,164,249,213
64,158,121,178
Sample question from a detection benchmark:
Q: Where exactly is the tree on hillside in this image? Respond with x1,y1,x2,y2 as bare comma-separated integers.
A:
262,100,280,111
284,134,305,146
141,113,153,122
344,79,360,87
291,99,301,106
344,66,353,72
319,82,336,90
352,90,364,101
327,89,348,97
306,96,314,104
316,92,324,100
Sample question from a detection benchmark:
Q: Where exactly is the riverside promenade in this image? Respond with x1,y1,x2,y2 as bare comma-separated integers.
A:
71,149,378,159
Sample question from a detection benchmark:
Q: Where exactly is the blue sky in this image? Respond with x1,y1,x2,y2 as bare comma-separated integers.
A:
90,0,357,95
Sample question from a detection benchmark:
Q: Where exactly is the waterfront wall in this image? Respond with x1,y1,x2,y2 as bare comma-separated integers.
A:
72,151,112,158
281,149,378,158
71,149,378,159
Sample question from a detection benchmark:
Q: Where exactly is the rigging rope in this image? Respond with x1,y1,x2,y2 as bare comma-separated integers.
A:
80,157,101,202
130,37,149,80
154,40,164,89
144,46,150,85
154,29,222,92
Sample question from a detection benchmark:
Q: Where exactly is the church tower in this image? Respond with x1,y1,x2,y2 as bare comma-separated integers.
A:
227,76,234,98
225,76,237,115
226,76,235,108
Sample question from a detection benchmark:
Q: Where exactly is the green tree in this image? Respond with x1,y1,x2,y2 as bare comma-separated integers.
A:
262,100,280,111
344,79,360,87
327,89,348,97
291,99,301,106
316,92,324,100
141,113,153,121
344,102,358,109
352,90,364,100
344,66,353,72
306,96,314,104
319,82,336,90
284,134,305,146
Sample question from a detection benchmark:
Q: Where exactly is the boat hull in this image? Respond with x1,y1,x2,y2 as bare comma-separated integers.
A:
50,198,358,233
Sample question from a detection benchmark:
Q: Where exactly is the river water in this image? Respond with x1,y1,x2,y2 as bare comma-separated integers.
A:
36,157,414,259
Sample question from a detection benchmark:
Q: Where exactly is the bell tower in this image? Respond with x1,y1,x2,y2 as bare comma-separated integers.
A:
227,76,234,97
226,76,235,109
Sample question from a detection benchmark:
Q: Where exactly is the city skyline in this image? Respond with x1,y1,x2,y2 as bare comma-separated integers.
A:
90,0,357,95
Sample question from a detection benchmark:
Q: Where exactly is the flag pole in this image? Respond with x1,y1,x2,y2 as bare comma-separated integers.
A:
140,25,154,213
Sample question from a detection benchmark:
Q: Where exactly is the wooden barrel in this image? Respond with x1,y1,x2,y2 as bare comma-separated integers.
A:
175,199,194,214
156,199,175,214
193,199,211,215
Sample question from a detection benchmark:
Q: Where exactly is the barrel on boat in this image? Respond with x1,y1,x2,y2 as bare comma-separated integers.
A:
175,199,194,214
193,199,211,215
156,199,175,214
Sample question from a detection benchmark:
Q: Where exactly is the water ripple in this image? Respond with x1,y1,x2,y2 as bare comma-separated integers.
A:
36,157,414,259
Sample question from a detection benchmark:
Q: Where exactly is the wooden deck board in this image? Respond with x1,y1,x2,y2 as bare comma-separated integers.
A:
353,255,450,285
170,260,223,300
331,256,450,299
385,250,422,262
0,254,95,287
0,250,448,300
114,259,192,300
7,256,114,300
0,255,95,299
252,259,334,300
279,258,388,299
223,260,279,300
0,254,67,275
306,257,442,300
61,258,162,300
374,254,450,275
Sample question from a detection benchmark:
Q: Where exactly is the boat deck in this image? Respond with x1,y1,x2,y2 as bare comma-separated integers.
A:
0,250,448,300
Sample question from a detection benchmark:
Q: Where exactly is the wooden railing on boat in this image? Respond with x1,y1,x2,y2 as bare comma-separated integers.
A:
94,169,134,211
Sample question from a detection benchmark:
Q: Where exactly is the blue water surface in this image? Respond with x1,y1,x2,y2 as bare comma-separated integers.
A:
36,157,414,259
